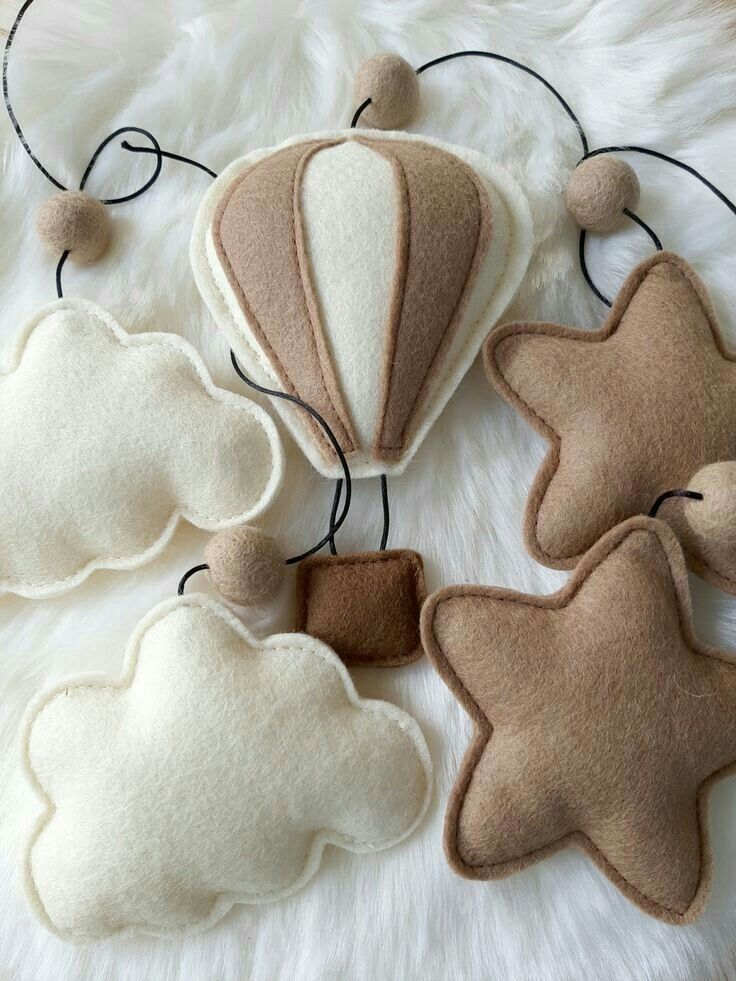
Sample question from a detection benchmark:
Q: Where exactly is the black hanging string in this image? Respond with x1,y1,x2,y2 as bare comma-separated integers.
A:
230,351,354,564
121,140,218,179
380,474,390,550
328,479,343,555
55,127,163,297
579,208,663,308
351,48,736,307
2,0,65,188
649,489,704,518
177,563,209,595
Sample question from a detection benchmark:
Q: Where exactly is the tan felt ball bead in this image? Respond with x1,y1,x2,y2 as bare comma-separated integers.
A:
205,525,284,606
353,53,419,130
565,157,640,233
36,191,111,264
686,462,736,543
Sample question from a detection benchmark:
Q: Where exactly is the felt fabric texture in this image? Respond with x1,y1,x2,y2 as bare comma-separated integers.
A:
0,299,283,598
4,2,736,977
686,463,736,541
204,525,284,606
421,516,736,924
299,141,397,449
295,550,426,666
367,138,492,456
564,156,640,233
211,135,492,464
192,128,532,479
484,251,736,594
214,138,358,459
22,594,432,943
35,191,111,264
353,54,420,130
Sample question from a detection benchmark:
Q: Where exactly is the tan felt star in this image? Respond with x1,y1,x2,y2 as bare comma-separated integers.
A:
484,251,736,594
421,517,736,923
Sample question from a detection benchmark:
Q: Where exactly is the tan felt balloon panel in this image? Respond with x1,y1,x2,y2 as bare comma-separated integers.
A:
192,130,532,479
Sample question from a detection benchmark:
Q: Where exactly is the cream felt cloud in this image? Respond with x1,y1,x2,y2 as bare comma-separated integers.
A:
0,299,283,598
191,129,533,479
21,594,432,943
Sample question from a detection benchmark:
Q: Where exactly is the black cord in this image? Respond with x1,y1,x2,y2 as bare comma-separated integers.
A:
579,208,663,308
2,0,65,188
649,489,704,518
54,127,163,297
121,140,219,179
230,350,354,564
379,475,390,550
178,562,209,595
585,146,736,217
328,479,343,555
414,50,589,156
351,98,372,129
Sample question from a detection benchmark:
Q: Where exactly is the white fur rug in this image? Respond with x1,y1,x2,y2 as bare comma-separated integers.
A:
2,1,736,977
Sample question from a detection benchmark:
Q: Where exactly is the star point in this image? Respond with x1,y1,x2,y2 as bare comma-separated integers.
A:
422,516,736,923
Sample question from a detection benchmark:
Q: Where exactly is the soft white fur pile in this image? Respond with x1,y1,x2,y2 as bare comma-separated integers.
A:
192,130,532,479
1,0,736,978
22,594,431,942
0,299,282,597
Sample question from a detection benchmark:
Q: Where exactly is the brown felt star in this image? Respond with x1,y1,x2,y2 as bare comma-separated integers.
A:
421,517,736,923
484,251,736,594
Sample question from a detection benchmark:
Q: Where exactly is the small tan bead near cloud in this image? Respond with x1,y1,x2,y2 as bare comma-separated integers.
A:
36,191,111,264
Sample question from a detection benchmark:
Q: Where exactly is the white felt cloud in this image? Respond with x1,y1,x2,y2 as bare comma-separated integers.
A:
21,595,432,943
0,300,283,597
191,129,532,480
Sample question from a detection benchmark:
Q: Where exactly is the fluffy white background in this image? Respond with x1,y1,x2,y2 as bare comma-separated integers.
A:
1,0,736,977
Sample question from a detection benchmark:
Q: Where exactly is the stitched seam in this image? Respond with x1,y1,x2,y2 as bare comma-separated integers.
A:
210,144,337,458
300,552,424,665
373,147,411,455
492,256,735,577
1,307,278,591
390,153,489,450
291,143,356,451
434,523,713,916
24,598,429,933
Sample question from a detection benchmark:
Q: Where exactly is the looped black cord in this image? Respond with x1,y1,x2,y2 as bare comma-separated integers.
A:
55,127,163,297
81,126,163,204
178,563,209,595
579,208,663,308
649,489,704,518
121,140,218,179
230,351,354,564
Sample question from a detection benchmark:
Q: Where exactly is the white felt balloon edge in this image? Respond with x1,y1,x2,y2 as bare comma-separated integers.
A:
190,128,534,480
0,299,285,598
19,592,434,942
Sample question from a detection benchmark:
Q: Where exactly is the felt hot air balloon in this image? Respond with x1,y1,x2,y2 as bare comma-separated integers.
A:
191,129,532,665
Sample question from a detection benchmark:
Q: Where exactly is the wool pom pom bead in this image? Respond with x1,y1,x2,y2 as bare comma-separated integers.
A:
353,53,419,130
565,157,640,233
36,191,111,264
205,525,284,605
686,462,736,543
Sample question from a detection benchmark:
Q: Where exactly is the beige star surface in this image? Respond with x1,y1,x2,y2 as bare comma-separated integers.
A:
484,251,736,593
421,517,736,923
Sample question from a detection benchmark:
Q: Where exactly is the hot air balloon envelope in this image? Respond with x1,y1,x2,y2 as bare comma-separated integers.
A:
192,130,532,479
